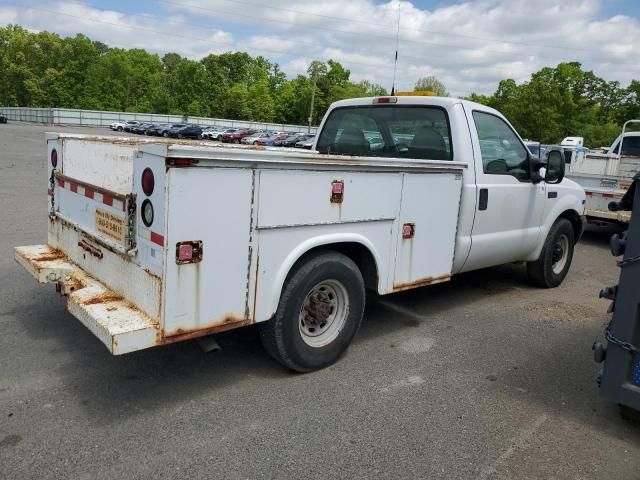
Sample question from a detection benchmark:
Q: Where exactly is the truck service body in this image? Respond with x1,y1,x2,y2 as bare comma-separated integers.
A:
16,96,586,371
566,121,640,225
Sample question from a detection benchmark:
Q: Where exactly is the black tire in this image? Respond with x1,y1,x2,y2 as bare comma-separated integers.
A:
527,218,575,288
234,139,240,144
162,132,168,137
117,126,123,131
217,135,223,141
259,252,365,372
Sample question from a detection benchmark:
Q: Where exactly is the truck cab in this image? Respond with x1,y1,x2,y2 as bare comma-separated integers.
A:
313,97,585,275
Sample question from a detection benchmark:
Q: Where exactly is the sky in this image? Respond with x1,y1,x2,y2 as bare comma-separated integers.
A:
0,0,639,96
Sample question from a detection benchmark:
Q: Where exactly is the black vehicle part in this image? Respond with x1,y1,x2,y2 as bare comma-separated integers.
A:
597,174,640,416
259,251,365,372
526,218,575,288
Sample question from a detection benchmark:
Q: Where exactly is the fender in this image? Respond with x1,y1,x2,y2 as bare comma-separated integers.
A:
259,233,383,322
525,186,585,262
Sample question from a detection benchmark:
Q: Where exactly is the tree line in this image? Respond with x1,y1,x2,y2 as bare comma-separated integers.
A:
0,25,386,126
467,62,640,147
2,24,639,145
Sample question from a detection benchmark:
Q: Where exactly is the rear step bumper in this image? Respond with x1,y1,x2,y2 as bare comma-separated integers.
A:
15,245,160,355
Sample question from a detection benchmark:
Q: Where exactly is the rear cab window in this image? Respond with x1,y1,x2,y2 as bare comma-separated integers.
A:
316,106,453,160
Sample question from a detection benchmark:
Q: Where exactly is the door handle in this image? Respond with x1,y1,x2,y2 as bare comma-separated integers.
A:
479,188,488,210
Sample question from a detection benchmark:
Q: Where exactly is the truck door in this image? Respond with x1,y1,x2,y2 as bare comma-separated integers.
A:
463,108,546,272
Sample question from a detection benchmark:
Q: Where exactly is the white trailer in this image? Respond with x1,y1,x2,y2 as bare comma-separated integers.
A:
567,121,640,224
16,96,586,371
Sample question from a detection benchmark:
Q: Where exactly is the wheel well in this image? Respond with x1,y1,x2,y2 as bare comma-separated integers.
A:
558,209,583,243
292,242,379,291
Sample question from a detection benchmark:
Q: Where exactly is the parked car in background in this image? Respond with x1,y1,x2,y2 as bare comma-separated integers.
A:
257,132,289,146
110,120,139,132
145,124,170,136
274,133,310,147
124,121,142,133
202,127,236,141
163,124,186,137
168,124,203,139
131,123,153,135
295,135,316,149
0,113,7,124
221,128,257,143
241,131,272,145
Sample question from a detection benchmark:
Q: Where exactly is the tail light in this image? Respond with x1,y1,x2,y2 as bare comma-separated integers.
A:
51,149,58,168
141,168,154,196
141,199,154,227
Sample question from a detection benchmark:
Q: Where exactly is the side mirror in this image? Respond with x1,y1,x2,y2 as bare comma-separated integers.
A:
545,150,565,184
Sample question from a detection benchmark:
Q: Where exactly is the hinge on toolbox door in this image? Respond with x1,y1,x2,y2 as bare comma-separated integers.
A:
49,168,56,217
125,194,137,254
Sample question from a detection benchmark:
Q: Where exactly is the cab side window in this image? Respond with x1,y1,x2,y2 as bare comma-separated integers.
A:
473,111,529,181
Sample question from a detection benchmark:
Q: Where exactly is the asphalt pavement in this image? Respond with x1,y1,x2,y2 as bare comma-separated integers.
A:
0,122,639,479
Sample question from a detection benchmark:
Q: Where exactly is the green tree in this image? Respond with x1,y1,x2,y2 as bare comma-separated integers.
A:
414,75,448,96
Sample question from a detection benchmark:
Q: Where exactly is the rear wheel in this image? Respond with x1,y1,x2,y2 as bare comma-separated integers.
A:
217,135,223,141
234,139,240,144
259,252,365,372
527,218,575,288
117,126,123,131
162,131,168,137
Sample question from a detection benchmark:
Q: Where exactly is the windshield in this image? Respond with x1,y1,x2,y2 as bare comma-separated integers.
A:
316,105,452,160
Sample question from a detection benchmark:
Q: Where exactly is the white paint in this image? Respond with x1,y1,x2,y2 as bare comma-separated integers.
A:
477,414,547,480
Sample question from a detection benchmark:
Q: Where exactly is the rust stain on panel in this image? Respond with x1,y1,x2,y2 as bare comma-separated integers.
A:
157,314,249,345
28,249,66,263
392,273,451,293
81,292,124,305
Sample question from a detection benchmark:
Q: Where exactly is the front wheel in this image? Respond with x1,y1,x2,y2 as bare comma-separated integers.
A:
527,218,575,288
259,252,365,372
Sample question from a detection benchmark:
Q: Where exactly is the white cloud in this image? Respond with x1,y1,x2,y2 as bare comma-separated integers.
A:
3,0,640,96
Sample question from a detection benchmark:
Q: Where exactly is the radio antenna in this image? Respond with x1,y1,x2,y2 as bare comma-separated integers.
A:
391,1,401,95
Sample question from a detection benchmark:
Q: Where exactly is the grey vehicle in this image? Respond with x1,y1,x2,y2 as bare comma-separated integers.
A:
295,135,316,149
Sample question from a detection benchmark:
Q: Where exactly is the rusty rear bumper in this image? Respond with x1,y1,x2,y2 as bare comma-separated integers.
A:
15,245,160,355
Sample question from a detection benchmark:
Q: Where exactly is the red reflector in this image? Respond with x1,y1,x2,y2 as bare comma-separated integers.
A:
178,243,193,262
402,223,415,239
175,240,203,265
602,193,614,198
331,180,344,203
373,97,397,104
141,168,154,196
51,149,58,168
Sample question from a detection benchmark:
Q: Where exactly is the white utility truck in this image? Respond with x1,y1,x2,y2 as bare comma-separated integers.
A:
566,121,640,225
15,96,586,371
